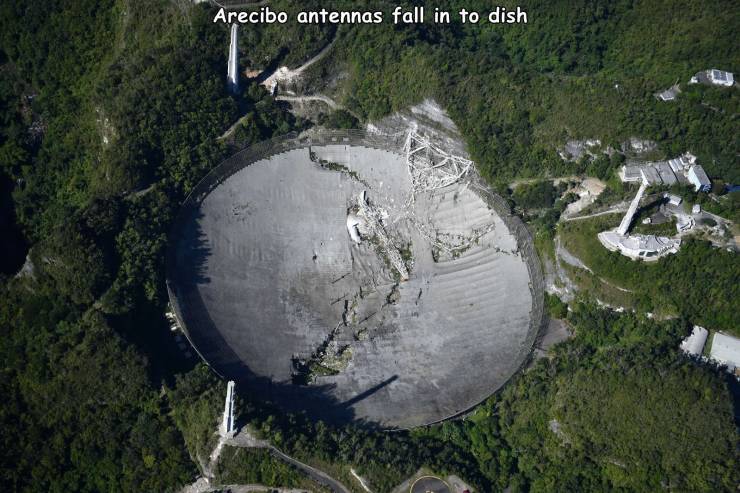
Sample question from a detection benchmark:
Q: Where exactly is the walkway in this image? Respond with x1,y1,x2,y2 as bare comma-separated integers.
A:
180,425,351,493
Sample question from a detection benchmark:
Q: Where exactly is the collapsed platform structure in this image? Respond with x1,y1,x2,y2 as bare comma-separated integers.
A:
166,129,543,428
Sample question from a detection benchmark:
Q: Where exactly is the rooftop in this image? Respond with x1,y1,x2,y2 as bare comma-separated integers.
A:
689,164,711,185
619,153,697,186
680,326,708,356
710,332,740,371
655,85,680,101
598,230,680,261
691,69,735,87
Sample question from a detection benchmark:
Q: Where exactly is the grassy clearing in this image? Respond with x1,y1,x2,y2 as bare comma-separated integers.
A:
559,213,622,266
562,263,637,310
300,457,365,493
631,218,677,236
215,447,330,492
558,215,739,332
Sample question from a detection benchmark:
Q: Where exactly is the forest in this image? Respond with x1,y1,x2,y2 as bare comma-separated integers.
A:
0,1,738,492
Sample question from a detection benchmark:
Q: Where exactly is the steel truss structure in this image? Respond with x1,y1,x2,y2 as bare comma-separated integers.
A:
403,130,487,254
404,130,473,197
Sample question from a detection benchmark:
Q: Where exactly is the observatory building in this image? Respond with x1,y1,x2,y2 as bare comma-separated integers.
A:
690,69,735,87
599,170,681,261
688,165,711,192
619,152,699,187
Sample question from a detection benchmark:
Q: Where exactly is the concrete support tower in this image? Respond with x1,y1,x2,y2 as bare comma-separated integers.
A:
617,179,647,236
220,380,236,438
227,24,239,94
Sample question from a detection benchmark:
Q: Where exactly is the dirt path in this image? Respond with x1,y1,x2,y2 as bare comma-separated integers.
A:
555,236,591,272
218,113,252,142
180,425,350,493
554,236,634,295
269,447,350,493
547,238,579,302
276,94,341,110
262,38,337,89
508,175,581,189
350,469,372,493
219,37,343,142
561,203,628,222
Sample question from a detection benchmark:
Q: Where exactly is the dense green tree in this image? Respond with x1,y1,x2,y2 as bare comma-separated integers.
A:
0,1,737,491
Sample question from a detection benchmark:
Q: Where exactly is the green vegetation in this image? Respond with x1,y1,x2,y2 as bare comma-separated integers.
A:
215,447,318,490
318,109,359,129
309,150,364,182
585,153,625,181
631,217,677,236
0,1,737,492
240,303,738,492
508,180,576,264
166,366,225,464
544,292,568,319
439,303,737,492
0,294,194,491
669,184,740,223
332,0,739,182
241,409,485,492
562,262,639,310
512,181,557,210
560,215,739,333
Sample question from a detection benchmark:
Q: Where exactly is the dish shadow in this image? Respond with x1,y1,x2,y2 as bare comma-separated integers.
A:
168,207,399,428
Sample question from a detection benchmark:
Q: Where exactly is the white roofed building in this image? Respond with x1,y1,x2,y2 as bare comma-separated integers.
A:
656,85,681,101
709,332,740,375
708,69,734,87
688,165,711,192
665,194,682,206
598,231,680,260
680,326,708,356
668,152,696,173
690,69,735,87
619,165,644,183
618,155,694,186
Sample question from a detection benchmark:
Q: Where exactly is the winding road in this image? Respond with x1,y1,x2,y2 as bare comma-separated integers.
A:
269,447,350,493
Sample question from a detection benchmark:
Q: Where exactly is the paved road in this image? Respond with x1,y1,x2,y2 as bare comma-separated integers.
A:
206,485,307,493
276,94,341,110
269,447,351,493
262,37,336,87
227,428,350,493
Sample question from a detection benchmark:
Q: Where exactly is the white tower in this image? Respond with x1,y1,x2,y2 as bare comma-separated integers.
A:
227,24,239,94
617,178,647,236
220,380,236,437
